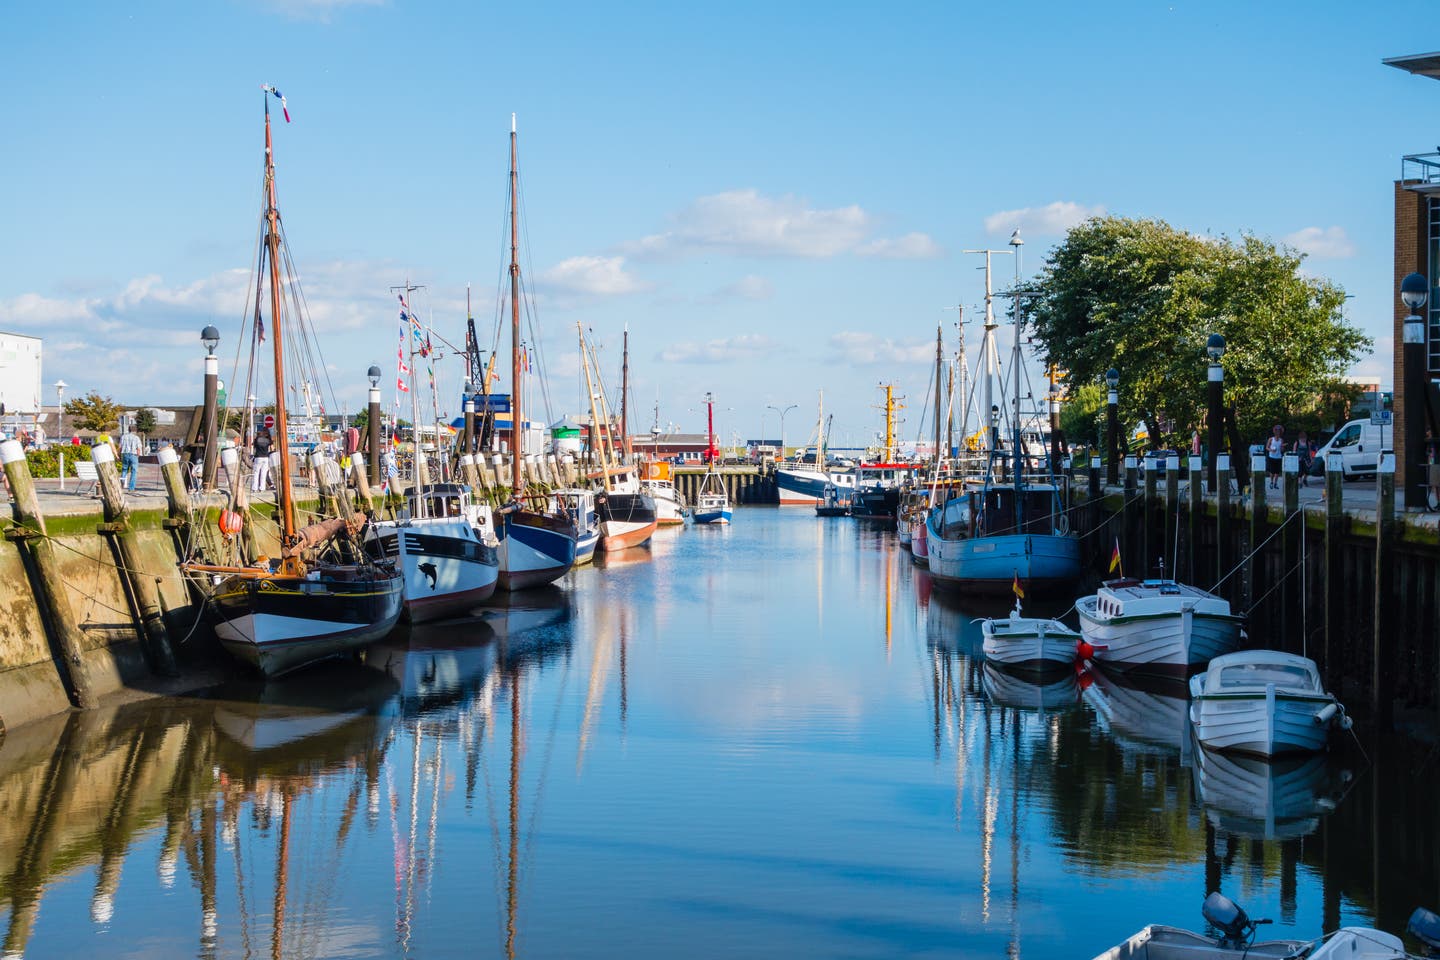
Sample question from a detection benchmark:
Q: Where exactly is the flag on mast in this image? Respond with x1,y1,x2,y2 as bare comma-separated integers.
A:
1012,572,1025,600
1109,537,1123,575
262,84,290,123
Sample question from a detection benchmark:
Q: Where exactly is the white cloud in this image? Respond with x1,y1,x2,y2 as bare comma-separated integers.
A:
710,275,774,302
854,232,943,260
1283,226,1356,259
629,189,870,260
537,256,649,297
827,331,934,366
658,334,777,364
984,201,1106,237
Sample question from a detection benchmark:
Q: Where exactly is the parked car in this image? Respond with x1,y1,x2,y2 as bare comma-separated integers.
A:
1311,418,1393,481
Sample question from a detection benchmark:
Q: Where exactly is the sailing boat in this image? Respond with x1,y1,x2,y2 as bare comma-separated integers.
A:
578,325,658,551
692,393,732,524
367,289,499,621
924,238,1080,594
493,115,578,590
189,86,404,676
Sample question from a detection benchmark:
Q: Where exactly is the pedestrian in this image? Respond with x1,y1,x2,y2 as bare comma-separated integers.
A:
252,428,273,491
1264,424,1285,489
118,425,142,491
1293,430,1314,488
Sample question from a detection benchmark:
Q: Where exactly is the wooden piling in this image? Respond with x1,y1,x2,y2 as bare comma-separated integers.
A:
91,445,178,676
350,451,375,512
1188,455,1202,584
1,440,97,708
1247,454,1266,613
1375,454,1395,728
310,449,353,522
1164,455,1179,575
1324,452,1345,693
1143,454,1158,573
220,446,258,563
1216,454,1230,595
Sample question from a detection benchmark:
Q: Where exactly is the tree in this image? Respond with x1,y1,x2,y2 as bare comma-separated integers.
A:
1025,217,1371,450
1059,382,1105,455
63,391,122,432
133,408,157,439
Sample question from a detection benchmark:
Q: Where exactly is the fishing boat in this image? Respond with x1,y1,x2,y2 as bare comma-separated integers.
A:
1077,575,1243,678
1188,650,1349,757
1090,892,1403,960
924,245,1080,593
188,87,404,676
980,598,1081,672
776,393,855,506
493,115,578,590
814,482,852,516
692,393,732,524
577,323,657,551
368,485,499,623
551,488,600,563
640,461,688,526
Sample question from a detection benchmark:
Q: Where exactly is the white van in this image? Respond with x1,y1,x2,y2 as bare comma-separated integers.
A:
1313,418,1393,480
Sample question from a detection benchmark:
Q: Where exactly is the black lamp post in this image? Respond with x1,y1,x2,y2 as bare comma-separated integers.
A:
1401,272,1429,509
201,325,221,489
367,365,383,487
1206,333,1225,493
1105,367,1120,485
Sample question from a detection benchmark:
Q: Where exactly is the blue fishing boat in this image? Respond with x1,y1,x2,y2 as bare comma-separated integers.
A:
693,393,732,525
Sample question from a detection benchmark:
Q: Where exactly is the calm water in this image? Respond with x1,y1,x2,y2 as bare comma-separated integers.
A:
2,509,1437,958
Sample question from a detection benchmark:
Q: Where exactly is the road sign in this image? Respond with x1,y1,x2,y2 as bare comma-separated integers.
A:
1371,410,1393,426
263,414,276,429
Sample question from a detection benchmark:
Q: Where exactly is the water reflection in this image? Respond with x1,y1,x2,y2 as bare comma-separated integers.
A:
1190,734,1354,842
981,662,1081,714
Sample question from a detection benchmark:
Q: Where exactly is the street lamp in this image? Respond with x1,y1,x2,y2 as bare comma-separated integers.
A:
1106,367,1120,485
55,379,68,440
201,325,220,356
767,403,797,462
1401,272,1429,509
1206,333,1225,493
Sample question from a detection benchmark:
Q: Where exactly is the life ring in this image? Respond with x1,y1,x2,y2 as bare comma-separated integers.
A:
1056,514,1070,535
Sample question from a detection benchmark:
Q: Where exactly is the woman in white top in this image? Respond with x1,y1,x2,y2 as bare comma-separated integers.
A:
1264,424,1285,489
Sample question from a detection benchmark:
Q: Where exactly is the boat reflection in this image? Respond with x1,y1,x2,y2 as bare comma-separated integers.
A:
982,662,1081,714
1190,730,1354,841
1080,662,1191,759
368,616,499,716
477,585,575,668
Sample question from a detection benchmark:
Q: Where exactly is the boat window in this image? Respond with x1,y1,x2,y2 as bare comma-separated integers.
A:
1217,662,1317,690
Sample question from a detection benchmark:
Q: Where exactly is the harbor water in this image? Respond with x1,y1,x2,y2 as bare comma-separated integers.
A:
1,509,1436,958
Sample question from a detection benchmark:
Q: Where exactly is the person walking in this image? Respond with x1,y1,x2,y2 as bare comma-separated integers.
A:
1293,430,1314,489
1264,424,1285,489
251,428,273,491
118,426,143,491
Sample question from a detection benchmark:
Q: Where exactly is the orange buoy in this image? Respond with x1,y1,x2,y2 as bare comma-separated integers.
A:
218,509,244,537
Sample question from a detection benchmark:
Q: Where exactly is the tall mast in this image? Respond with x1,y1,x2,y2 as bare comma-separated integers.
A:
579,327,614,492
393,279,426,515
933,322,943,466
262,94,297,547
705,392,715,463
1010,230,1024,482
956,305,969,454
508,113,522,494
817,391,825,466
620,327,631,462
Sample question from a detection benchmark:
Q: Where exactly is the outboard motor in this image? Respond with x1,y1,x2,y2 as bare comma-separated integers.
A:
1409,907,1440,955
1203,892,1268,947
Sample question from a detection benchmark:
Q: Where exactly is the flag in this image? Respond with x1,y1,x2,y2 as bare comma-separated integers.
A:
420,334,432,359
397,377,410,393
1109,537,1123,575
1012,572,1025,600
399,296,423,340
262,84,290,123
397,358,411,376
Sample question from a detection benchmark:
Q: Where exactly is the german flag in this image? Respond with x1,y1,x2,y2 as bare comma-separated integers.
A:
1012,572,1025,600
1109,536,1123,575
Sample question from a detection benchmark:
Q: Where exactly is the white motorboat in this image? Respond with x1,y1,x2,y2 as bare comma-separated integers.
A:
1077,577,1243,677
980,601,1081,671
551,488,600,563
368,484,499,622
1188,651,1349,757
1090,892,1404,960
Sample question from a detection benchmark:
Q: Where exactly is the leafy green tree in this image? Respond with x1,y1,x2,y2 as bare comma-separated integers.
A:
63,391,122,432
1059,382,1105,455
1025,217,1371,450
133,408,157,439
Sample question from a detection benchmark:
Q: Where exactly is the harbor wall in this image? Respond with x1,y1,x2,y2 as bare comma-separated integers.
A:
673,466,778,505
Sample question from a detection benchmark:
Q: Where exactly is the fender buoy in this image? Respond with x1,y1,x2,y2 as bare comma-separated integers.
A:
218,510,244,537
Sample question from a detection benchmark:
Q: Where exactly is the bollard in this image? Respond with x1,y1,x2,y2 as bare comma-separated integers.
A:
1,440,97,708
350,451,375,512
1247,454,1266,615
1187,455,1202,584
1215,455,1231,596
1374,454,1395,729
1324,452,1345,693
92,445,178,676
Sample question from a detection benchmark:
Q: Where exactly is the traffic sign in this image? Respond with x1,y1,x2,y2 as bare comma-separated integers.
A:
1371,410,1393,426
263,414,276,429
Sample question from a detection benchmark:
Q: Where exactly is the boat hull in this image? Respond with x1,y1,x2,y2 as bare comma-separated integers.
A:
598,493,657,551
211,569,405,676
1188,685,1336,756
981,616,1080,671
496,510,577,591
776,467,852,506
1078,597,1242,677
693,507,732,524
909,517,929,565
926,528,1080,593
368,518,499,623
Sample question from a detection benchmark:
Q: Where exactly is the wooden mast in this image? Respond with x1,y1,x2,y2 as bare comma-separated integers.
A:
508,113,523,495
620,327,631,461
934,322,943,466
263,94,298,561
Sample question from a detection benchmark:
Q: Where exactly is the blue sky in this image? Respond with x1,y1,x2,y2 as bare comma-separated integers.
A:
3,0,1435,449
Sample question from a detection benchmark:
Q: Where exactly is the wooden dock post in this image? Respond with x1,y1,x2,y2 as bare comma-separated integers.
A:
310,449,353,522
1281,454,1300,651
1374,453,1396,728
350,451,375,512
1246,454,1266,613
91,444,179,676
1216,454,1230,595
1143,454,1158,573
1324,452,1345,694
219,446,258,562
0,439,97,708
1164,454,1179,575
1187,455,1202,584
1121,456,1138,565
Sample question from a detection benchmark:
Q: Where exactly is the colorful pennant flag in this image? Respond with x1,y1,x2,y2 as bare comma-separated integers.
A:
262,84,290,123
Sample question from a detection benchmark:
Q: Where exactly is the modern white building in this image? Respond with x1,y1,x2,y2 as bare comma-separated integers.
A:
0,331,42,414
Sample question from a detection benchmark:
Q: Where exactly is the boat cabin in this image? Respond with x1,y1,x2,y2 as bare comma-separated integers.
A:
406,483,473,520
934,484,1064,539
